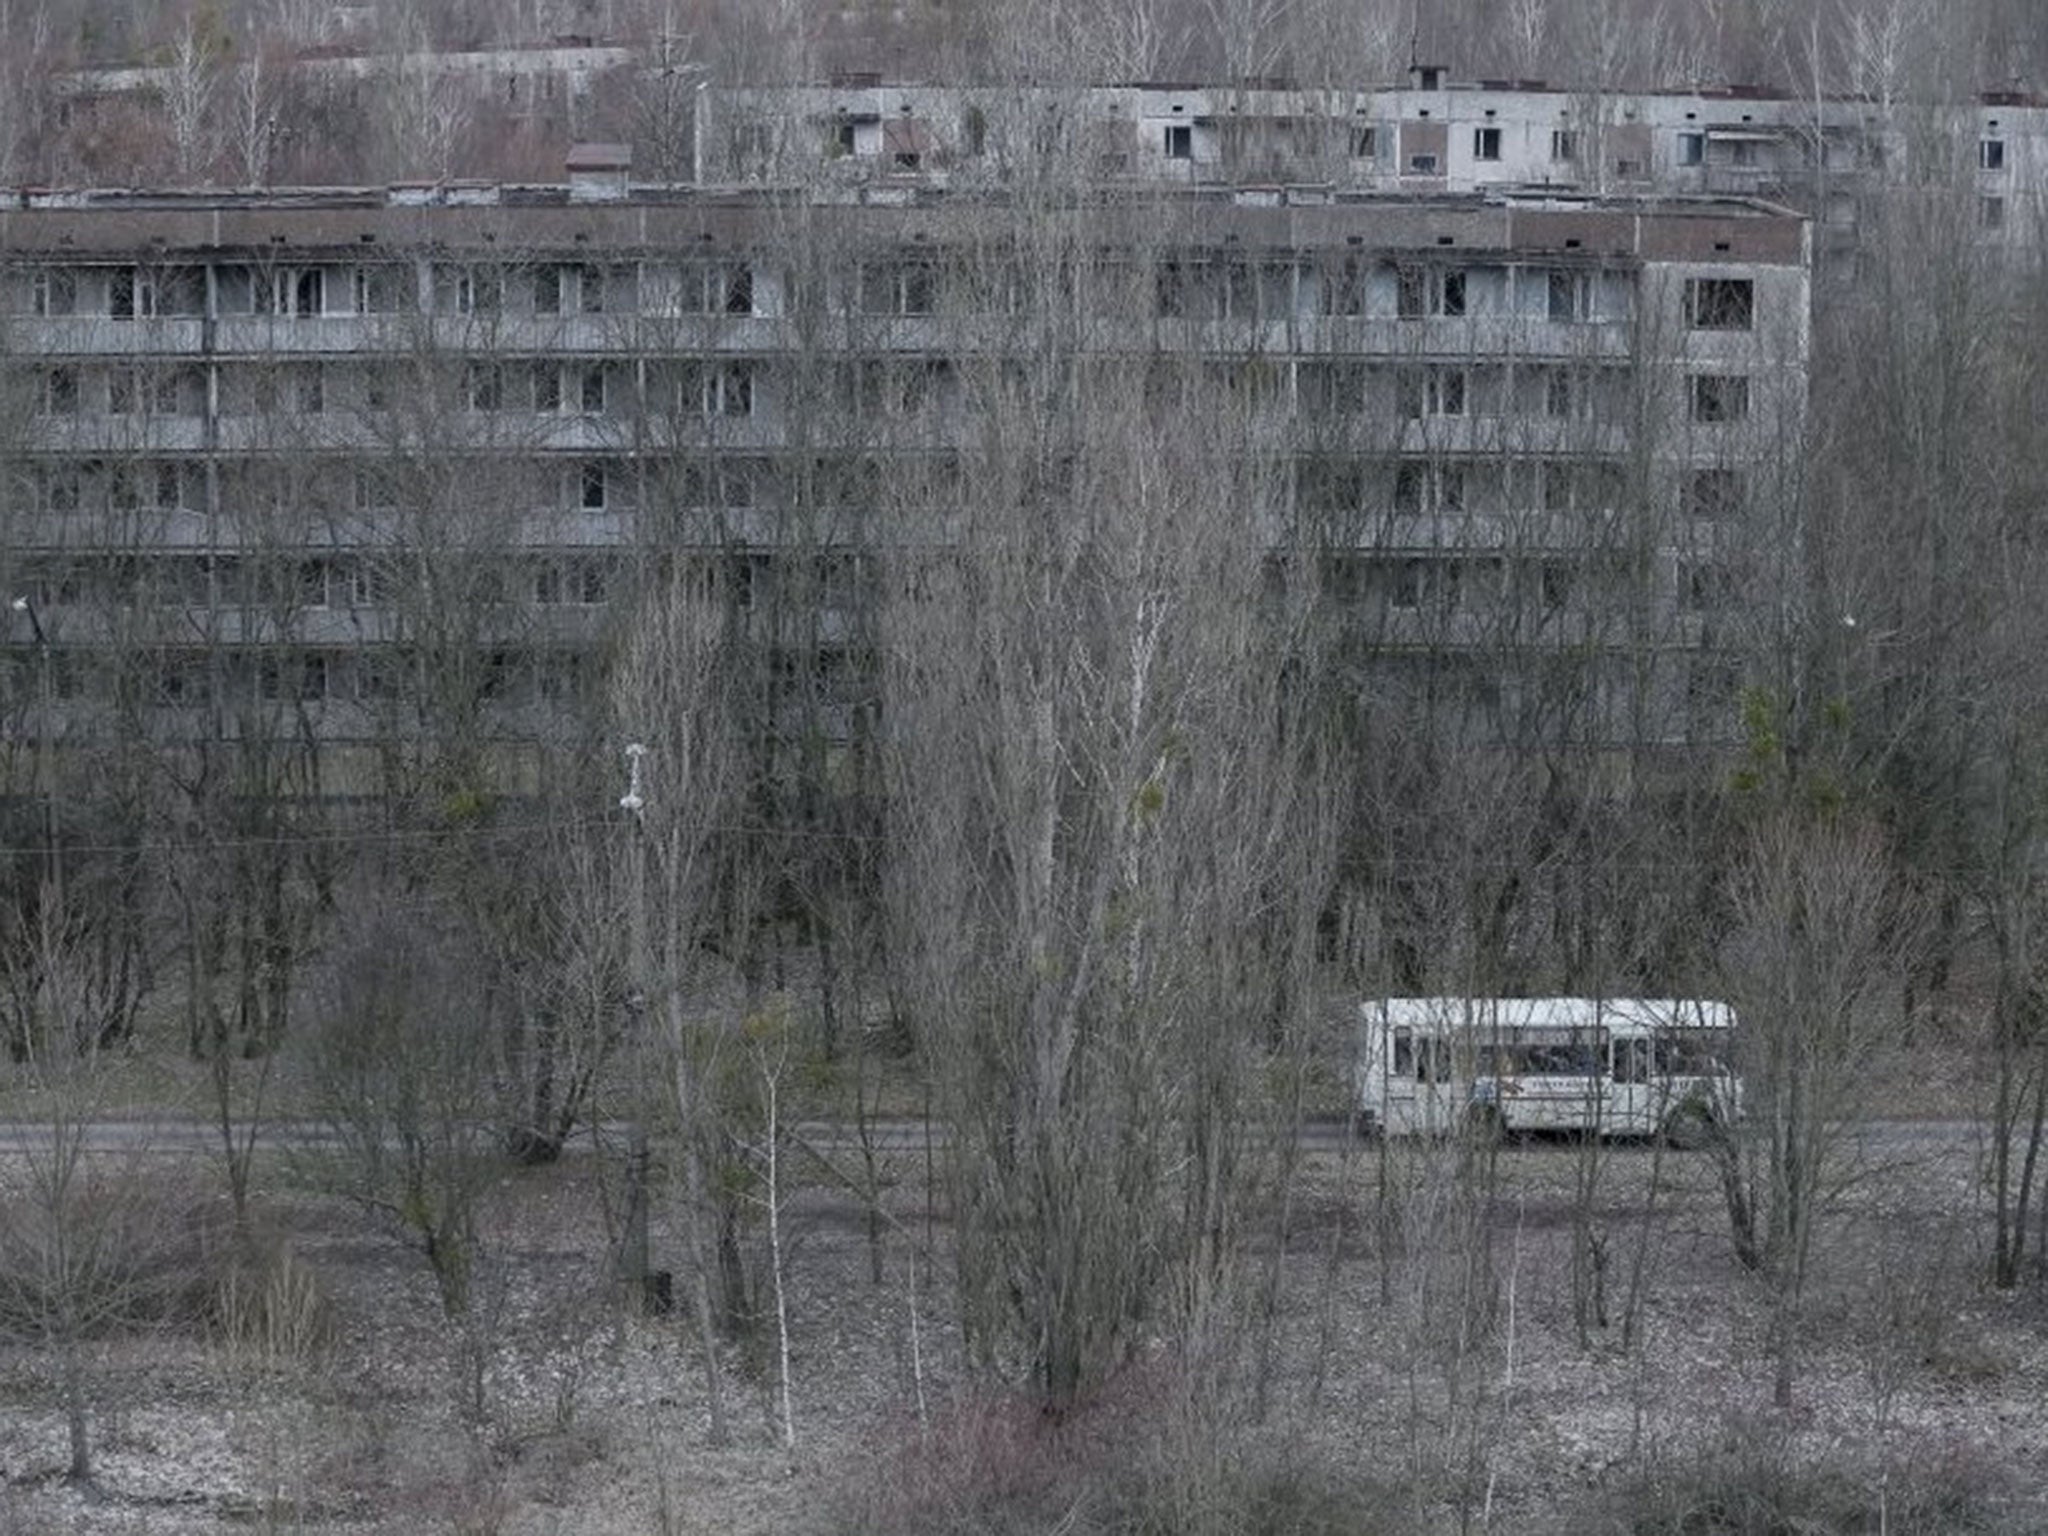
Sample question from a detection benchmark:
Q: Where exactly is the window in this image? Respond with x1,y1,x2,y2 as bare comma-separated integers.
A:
298,560,334,609
1349,124,1377,159
1542,366,1577,419
1542,462,1575,511
38,366,78,415
1614,157,1644,179
862,260,937,316
1393,462,1464,514
113,462,183,511
533,265,564,314
1538,560,1575,609
279,268,325,318
572,364,604,414
717,262,754,315
348,561,389,605
1683,562,1735,613
353,469,393,514
1729,140,1756,168
1686,468,1744,519
702,363,754,417
441,265,503,315
1396,266,1465,319
32,269,77,317
579,463,608,509
1690,373,1749,423
1322,256,1367,317
1678,132,1705,166
1685,277,1753,330
467,363,504,411
1407,152,1440,174
293,363,326,413
1473,126,1502,161
1398,367,1466,418
1165,124,1192,159
1546,269,1590,321
354,264,407,313
109,268,155,320
573,264,610,315
531,362,562,412
1980,138,2006,171
532,559,611,606
260,653,327,703
1550,128,1576,162
109,369,138,415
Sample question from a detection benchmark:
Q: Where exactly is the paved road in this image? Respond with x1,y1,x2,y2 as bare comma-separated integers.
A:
0,1115,1992,1159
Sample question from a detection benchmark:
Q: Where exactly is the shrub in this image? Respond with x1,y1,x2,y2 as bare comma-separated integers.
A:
834,1379,1407,1536
1581,1422,2023,1535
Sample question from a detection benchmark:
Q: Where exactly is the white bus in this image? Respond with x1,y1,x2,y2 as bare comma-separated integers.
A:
1352,997,1740,1143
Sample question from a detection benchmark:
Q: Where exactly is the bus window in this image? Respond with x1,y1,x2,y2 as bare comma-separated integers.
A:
1656,1035,1722,1075
1393,1027,1414,1078
1613,1037,1653,1084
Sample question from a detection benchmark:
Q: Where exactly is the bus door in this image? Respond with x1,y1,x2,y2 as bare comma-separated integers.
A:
1386,1025,1456,1135
1607,1034,1658,1135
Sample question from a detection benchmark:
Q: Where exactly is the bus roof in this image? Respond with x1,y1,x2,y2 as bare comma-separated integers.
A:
1362,998,1734,1032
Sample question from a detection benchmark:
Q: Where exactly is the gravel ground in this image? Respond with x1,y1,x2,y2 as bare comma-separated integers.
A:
3,1130,2045,1534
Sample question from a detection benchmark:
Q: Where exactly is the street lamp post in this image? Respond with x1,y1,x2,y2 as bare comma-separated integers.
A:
11,595,59,904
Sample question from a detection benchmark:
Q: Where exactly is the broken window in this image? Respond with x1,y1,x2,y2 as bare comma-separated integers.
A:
531,363,562,412
533,264,564,314
1980,138,2006,171
1546,269,1591,321
1393,462,1463,514
1686,468,1743,519
108,268,155,320
1349,124,1378,159
862,260,938,316
579,364,608,414
1396,266,1465,319
1678,132,1705,166
1321,255,1368,317
1542,461,1575,511
579,463,608,510
31,268,77,317
702,363,754,417
1164,124,1192,159
1542,366,1578,418
467,363,504,411
354,264,407,314
1690,373,1749,423
439,265,503,315
38,367,78,415
1398,367,1466,418
1550,128,1576,162
1407,152,1440,174
1685,277,1753,330
1473,126,1502,160
278,268,325,318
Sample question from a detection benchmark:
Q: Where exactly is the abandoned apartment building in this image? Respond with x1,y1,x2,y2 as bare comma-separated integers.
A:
0,151,1809,795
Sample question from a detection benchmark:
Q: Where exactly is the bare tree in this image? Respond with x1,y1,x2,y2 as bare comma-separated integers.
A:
1713,814,1912,1407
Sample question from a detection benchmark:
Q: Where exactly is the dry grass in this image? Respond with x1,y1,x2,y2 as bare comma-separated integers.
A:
0,1125,2042,1534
